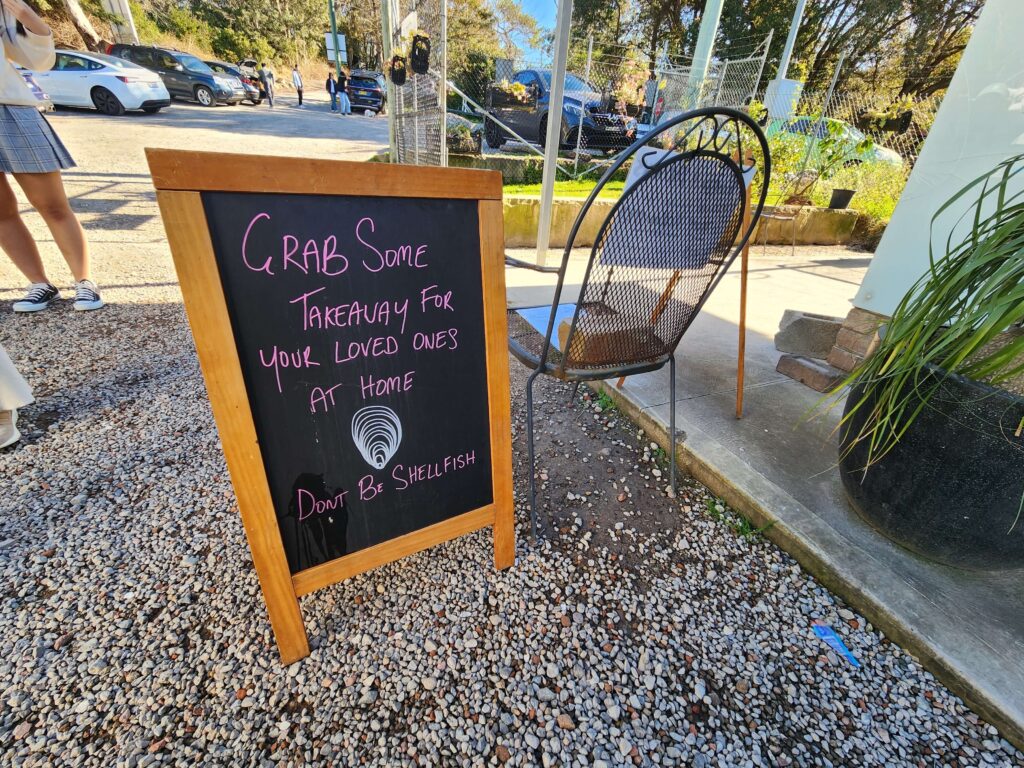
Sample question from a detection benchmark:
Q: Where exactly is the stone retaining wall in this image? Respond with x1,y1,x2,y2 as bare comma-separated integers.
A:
503,196,860,249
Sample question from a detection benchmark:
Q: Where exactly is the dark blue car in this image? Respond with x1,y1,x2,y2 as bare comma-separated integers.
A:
485,69,635,152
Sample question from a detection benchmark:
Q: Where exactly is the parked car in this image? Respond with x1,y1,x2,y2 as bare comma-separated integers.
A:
237,59,268,101
348,70,385,114
205,60,260,104
30,50,169,115
768,116,904,167
107,44,244,106
485,69,635,152
15,67,53,112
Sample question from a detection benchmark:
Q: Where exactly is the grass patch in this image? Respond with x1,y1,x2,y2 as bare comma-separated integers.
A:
504,179,625,199
705,496,774,539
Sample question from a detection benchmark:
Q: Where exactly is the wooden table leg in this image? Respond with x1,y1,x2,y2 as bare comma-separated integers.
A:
736,189,752,419
616,269,681,389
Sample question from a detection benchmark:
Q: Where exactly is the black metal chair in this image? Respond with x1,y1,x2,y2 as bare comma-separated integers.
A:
507,106,771,539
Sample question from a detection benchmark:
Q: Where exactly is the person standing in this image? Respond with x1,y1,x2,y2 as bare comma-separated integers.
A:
0,342,33,448
259,62,275,108
337,67,351,115
642,71,658,124
0,0,103,312
291,64,303,107
326,71,338,112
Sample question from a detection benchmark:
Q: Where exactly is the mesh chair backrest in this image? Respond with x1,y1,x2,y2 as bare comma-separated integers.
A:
560,150,745,371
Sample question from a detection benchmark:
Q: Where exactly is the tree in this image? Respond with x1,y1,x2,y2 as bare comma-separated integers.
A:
897,0,982,97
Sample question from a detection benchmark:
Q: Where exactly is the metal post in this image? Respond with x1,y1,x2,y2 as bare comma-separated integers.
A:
687,0,724,106
572,35,593,177
328,0,343,78
380,0,396,161
440,0,448,167
712,60,727,106
798,52,845,179
778,0,808,80
535,0,575,266
752,29,773,95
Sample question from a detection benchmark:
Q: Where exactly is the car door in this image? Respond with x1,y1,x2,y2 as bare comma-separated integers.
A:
37,53,77,106
56,53,95,107
518,71,544,140
156,51,188,98
496,71,539,138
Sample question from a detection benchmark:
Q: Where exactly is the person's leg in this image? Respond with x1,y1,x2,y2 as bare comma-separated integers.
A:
330,93,337,111
298,88,303,106
13,171,89,282
0,172,49,284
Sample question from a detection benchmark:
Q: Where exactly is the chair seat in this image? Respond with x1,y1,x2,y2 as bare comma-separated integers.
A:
508,304,670,381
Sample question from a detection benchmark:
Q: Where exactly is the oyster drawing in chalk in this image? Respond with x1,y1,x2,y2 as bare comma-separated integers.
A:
351,406,403,469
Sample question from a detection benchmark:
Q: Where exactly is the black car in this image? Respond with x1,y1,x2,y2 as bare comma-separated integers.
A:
107,44,245,106
348,70,385,114
206,60,261,104
485,69,635,152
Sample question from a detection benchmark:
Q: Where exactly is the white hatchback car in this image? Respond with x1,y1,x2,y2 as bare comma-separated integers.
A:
32,50,171,116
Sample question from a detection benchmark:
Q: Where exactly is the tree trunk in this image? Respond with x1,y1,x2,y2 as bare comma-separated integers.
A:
62,0,106,52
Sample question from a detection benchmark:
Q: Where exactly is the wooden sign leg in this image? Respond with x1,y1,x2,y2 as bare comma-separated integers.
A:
155,190,311,665
479,199,516,570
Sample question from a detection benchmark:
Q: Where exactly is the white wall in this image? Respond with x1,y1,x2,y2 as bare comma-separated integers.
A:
853,0,1024,316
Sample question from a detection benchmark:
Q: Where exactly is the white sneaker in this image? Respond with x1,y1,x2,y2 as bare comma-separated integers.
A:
13,282,59,312
73,280,104,311
0,409,20,448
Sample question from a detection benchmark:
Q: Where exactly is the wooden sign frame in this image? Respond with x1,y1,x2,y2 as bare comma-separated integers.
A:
147,150,515,664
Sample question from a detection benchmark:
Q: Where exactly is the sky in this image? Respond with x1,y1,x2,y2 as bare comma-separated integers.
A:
520,0,556,31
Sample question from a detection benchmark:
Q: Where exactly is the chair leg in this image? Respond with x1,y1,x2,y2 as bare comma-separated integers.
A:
526,371,541,542
669,353,677,495
568,381,581,408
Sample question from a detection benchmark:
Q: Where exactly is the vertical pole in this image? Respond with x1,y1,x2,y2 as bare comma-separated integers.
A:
798,52,845,179
687,0,724,106
777,0,808,81
713,60,727,106
751,29,773,96
380,0,396,161
535,0,575,267
440,0,448,167
572,35,593,177
328,0,343,78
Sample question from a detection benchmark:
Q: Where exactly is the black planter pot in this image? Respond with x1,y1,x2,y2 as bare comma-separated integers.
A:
839,366,1024,570
829,188,855,209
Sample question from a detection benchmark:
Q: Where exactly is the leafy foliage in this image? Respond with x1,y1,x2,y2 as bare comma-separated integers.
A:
829,155,1024,472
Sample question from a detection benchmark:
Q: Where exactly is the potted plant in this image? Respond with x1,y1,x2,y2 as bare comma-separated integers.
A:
831,155,1024,570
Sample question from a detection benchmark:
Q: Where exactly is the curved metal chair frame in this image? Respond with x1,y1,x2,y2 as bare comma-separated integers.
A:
507,106,771,539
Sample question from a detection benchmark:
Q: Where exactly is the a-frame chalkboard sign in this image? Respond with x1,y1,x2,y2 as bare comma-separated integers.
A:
147,150,514,663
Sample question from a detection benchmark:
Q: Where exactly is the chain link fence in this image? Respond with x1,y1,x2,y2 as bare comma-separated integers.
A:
386,0,446,166
759,86,943,226
442,37,770,184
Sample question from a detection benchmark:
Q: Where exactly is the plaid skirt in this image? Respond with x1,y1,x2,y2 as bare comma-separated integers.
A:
0,105,75,174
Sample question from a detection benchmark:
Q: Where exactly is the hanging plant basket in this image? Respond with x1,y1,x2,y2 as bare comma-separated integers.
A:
389,55,407,86
410,34,431,74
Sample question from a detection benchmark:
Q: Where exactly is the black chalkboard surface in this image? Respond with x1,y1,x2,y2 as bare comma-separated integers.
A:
201,192,493,573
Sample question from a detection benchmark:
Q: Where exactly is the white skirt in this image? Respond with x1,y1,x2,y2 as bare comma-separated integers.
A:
0,342,33,410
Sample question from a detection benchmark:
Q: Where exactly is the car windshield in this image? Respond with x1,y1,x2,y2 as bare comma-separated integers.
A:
178,54,213,74
351,78,377,89
538,72,595,92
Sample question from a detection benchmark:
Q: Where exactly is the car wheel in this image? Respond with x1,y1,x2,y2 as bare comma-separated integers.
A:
484,118,506,149
142,106,162,114
91,87,125,116
195,86,215,107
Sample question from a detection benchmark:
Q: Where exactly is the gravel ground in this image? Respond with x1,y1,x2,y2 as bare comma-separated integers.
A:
1,107,1023,767
2,292,1024,767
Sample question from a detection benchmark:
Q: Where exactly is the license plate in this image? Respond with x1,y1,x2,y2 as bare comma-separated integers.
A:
357,90,369,96
148,82,160,89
